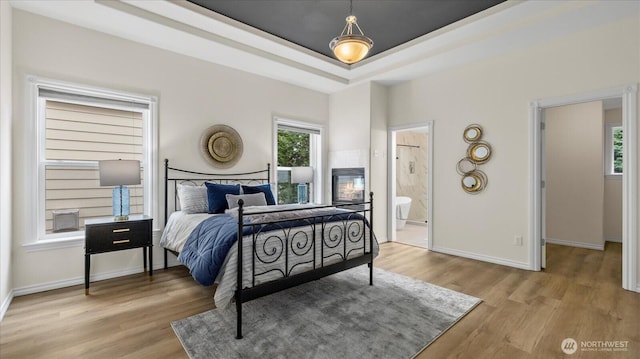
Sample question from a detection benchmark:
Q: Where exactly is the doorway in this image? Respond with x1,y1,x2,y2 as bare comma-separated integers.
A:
530,84,638,291
388,123,433,249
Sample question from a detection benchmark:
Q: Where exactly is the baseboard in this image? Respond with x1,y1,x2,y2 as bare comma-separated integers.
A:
431,245,532,270
0,289,14,322
605,237,622,243
12,264,168,297
545,238,604,251
406,220,428,227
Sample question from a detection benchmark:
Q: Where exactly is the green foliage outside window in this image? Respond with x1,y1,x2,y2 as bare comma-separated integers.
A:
277,130,310,204
613,128,623,174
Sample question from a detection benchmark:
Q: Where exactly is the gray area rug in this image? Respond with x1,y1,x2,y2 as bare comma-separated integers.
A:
172,266,481,359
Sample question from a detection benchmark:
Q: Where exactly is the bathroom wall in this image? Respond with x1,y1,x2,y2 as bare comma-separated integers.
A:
396,130,428,223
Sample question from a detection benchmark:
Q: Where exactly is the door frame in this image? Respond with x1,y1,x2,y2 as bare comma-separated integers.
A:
387,122,434,248
529,84,638,291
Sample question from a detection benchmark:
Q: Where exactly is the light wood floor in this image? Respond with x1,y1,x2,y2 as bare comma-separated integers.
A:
1,243,638,358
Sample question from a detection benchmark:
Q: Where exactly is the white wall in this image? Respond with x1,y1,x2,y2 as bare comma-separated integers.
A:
387,12,639,270
11,10,329,291
545,101,604,249
328,82,388,242
370,82,388,241
0,0,13,318
328,82,371,200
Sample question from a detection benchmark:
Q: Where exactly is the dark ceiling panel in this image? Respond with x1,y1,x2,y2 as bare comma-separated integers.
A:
188,0,506,60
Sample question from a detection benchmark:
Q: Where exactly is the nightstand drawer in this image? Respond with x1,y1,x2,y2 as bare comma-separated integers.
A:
86,220,151,254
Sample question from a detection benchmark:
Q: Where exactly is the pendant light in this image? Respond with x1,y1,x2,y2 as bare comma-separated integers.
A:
329,0,373,64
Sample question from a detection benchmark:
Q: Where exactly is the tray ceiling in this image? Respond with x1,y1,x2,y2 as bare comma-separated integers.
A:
188,0,506,60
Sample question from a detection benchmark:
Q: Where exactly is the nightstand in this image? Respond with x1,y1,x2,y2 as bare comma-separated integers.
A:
84,215,153,295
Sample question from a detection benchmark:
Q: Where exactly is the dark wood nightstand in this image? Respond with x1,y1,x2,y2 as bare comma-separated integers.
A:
84,215,153,295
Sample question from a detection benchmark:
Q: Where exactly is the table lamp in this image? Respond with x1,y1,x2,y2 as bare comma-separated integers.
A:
99,159,141,221
291,166,314,204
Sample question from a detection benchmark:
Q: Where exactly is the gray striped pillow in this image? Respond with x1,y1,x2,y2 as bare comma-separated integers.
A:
177,184,208,214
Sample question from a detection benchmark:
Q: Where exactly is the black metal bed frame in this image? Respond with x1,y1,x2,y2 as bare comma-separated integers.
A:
163,158,271,268
163,159,375,339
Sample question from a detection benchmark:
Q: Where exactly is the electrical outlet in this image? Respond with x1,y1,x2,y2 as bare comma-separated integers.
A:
514,235,523,246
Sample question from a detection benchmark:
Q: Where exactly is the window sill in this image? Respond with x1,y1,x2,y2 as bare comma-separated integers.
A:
23,235,84,252
605,174,623,180
23,228,162,252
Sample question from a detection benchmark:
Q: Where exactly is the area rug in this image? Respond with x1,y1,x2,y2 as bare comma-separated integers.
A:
171,266,481,359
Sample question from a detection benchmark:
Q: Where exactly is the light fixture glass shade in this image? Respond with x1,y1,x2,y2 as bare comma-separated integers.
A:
330,35,373,64
99,160,141,220
329,15,373,64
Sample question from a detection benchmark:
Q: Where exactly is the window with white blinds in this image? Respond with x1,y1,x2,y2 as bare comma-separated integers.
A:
43,100,144,234
28,77,156,245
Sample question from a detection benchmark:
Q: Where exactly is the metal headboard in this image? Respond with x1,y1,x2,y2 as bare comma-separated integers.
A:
163,158,271,226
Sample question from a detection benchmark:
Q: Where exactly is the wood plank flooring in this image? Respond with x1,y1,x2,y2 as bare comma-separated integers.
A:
1,242,638,358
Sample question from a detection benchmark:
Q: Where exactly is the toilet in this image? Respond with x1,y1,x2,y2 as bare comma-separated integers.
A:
396,196,412,229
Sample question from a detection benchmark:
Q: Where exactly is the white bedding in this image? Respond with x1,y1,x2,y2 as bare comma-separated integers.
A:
161,205,378,309
159,211,217,252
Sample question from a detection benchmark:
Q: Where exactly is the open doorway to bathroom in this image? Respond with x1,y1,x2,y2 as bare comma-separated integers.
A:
389,123,433,249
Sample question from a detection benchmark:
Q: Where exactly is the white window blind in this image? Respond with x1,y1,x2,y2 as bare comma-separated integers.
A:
43,100,144,234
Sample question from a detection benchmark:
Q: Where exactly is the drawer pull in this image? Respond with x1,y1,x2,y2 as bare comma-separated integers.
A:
113,239,130,244
113,228,130,233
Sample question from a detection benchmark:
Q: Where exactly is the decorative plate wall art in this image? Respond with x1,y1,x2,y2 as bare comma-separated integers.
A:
199,124,243,169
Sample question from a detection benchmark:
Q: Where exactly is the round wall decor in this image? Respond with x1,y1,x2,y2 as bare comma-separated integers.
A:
199,124,243,168
457,124,492,194
467,141,492,164
463,124,483,143
461,170,488,194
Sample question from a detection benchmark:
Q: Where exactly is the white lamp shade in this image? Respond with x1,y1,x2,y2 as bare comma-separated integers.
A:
99,160,141,186
291,167,314,184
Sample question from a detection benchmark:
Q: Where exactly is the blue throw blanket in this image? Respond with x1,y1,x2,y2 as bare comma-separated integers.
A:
178,210,370,287
178,215,239,286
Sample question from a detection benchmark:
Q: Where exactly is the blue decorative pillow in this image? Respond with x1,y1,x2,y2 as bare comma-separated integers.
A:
205,182,240,213
241,184,276,205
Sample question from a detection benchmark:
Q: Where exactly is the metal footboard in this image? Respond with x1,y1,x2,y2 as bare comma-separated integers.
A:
235,193,375,339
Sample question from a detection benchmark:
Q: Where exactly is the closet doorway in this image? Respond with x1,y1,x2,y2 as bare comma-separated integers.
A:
530,85,637,291
388,122,433,249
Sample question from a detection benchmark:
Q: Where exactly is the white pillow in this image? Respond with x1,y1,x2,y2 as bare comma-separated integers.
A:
177,184,208,214
225,192,267,209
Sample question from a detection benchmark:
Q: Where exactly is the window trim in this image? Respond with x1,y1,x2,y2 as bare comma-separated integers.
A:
273,117,324,204
605,122,623,178
24,76,158,251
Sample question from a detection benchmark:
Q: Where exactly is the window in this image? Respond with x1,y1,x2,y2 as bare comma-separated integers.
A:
273,118,323,204
27,77,157,247
605,123,623,176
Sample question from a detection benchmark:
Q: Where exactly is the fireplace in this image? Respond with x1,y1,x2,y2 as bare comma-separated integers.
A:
332,168,365,205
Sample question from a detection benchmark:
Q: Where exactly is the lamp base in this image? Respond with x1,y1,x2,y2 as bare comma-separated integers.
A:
113,185,131,221
297,183,308,204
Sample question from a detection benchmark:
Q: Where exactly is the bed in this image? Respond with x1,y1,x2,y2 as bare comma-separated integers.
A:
160,159,378,339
